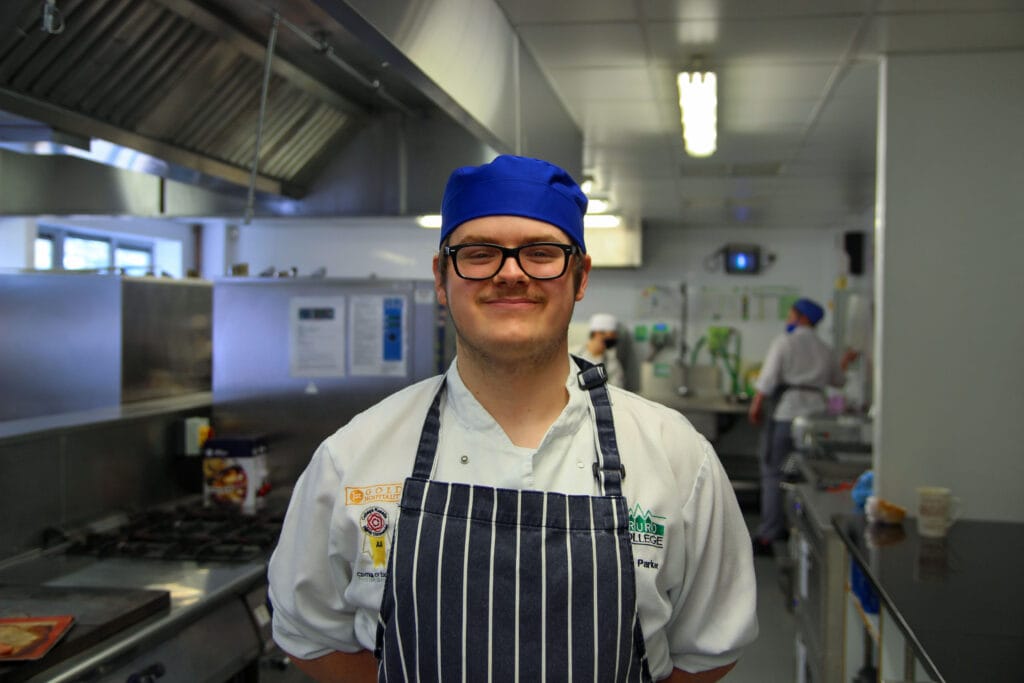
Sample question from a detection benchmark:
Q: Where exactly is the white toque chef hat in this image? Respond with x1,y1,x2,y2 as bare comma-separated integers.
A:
589,313,618,333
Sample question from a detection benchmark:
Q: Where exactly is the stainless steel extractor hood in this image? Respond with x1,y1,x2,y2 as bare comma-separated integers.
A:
0,0,582,218
0,0,433,197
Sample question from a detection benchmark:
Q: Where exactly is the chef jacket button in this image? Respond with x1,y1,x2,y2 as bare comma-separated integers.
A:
577,460,585,469
460,455,469,464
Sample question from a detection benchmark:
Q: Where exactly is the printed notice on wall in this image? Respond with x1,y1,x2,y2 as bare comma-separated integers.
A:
289,297,346,377
350,294,407,377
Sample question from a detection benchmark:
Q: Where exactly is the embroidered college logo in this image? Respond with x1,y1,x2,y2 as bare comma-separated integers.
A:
360,506,391,571
629,503,666,549
346,483,402,505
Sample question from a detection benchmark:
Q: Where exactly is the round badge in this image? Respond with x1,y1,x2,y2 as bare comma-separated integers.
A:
360,506,388,536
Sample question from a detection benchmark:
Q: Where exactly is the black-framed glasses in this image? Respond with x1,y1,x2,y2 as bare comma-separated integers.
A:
443,242,579,280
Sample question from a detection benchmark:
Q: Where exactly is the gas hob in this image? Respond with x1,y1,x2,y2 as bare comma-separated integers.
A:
0,497,288,683
64,503,283,563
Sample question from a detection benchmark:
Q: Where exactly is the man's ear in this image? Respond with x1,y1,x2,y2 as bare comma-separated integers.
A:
433,254,448,306
575,253,592,302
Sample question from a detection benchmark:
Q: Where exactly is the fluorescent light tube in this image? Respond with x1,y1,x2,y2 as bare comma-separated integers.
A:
584,214,621,229
677,71,717,157
416,214,442,228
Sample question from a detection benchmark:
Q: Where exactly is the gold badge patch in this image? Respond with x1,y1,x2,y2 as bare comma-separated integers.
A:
346,483,402,505
360,506,391,569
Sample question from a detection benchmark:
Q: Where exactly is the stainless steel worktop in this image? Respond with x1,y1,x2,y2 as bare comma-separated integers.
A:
0,490,290,683
0,549,270,683
835,514,1024,682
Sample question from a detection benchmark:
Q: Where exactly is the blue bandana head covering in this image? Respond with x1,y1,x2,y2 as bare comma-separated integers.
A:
440,155,588,252
792,298,825,326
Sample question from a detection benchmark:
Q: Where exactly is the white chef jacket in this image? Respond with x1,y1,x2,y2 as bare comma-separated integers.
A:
755,326,846,421
575,345,625,388
268,357,758,679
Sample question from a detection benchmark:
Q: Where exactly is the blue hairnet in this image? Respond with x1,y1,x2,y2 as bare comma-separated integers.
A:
793,297,825,325
440,155,588,252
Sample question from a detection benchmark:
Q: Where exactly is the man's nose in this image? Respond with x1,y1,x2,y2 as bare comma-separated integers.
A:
494,253,529,282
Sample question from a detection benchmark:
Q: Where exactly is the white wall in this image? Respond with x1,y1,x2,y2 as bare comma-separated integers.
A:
229,218,440,280
875,51,1024,522
227,216,861,392
577,224,863,373
0,218,35,269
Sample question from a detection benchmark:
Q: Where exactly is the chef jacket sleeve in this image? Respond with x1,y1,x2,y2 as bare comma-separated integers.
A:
754,335,785,396
268,439,364,659
666,437,759,672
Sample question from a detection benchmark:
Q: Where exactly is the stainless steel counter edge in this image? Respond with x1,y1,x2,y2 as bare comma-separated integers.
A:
26,560,268,683
831,515,945,683
0,392,213,444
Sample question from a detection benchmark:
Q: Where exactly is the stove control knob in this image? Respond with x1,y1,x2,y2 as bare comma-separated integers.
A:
126,662,166,682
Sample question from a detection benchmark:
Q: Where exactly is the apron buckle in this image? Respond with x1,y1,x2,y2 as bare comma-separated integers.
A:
577,365,608,390
592,461,626,481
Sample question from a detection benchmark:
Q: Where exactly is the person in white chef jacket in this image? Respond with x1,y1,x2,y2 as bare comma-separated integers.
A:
268,154,758,682
576,312,625,388
748,298,858,556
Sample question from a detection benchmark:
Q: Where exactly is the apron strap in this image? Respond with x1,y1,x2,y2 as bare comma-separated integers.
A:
411,378,446,480
572,355,624,497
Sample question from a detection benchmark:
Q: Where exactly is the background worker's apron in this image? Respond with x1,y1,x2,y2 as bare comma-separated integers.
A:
756,382,825,541
375,359,652,682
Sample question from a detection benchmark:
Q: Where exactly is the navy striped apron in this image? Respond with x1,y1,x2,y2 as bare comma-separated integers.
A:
375,358,651,682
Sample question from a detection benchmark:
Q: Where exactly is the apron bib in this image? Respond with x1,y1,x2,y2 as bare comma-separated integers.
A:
375,359,651,682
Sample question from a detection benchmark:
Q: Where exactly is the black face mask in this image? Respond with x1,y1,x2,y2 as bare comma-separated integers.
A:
603,337,618,350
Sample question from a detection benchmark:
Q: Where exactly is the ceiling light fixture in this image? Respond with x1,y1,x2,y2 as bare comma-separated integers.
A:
584,214,621,229
677,70,717,157
416,214,442,228
586,198,610,214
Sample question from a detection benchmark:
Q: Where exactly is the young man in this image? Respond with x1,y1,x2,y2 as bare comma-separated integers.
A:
577,312,625,388
268,155,758,682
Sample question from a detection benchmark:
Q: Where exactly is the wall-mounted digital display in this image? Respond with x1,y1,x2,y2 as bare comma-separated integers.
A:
724,244,761,274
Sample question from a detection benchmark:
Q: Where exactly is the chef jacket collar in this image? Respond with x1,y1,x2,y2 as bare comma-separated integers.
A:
442,357,591,448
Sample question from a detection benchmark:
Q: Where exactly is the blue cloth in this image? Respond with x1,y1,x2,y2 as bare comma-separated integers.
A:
851,470,874,511
440,155,589,252
793,297,825,325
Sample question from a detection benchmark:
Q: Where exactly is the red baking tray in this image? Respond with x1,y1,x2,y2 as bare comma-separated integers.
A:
0,615,75,661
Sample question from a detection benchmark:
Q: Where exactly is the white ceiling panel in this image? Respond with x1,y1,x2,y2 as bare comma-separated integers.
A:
516,23,648,68
640,0,871,22
644,17,864,64
547,67,659,104
494,0,1023,227
717,63,838,103
497,0,637,24
877,11,1024,52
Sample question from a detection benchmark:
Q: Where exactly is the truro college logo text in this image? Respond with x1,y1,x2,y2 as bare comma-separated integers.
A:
629,503,666,548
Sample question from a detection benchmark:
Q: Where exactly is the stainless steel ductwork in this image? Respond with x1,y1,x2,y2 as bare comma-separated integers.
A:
0,0,582,218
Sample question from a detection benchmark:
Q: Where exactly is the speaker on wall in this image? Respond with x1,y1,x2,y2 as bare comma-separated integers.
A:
843,231,866,276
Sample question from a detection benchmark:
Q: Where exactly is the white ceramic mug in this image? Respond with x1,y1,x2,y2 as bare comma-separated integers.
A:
916,486,960,538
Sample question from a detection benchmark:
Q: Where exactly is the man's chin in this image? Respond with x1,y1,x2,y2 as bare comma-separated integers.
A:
465,331,565,361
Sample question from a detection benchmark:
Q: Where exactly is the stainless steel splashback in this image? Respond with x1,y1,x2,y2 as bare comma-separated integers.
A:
0,271,122,421
122,277,212,403
212,277,450,484
0,272,212,422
